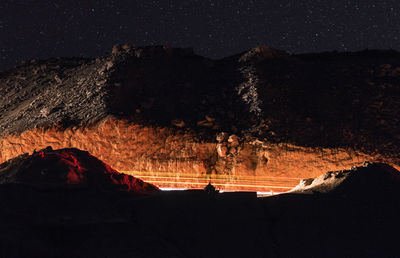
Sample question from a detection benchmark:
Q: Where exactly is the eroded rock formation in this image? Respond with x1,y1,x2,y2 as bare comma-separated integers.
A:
0,45,399,191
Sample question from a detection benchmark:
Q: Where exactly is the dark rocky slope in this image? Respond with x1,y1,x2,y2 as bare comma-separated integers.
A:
1,46,398,153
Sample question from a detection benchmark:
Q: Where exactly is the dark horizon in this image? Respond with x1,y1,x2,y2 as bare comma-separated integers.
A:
2,44,400,73
1,0,399,70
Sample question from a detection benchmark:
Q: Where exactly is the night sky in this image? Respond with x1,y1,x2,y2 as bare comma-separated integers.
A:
1,0,399,70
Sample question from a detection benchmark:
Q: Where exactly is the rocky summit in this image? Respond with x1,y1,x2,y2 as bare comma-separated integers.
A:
0,45,399,191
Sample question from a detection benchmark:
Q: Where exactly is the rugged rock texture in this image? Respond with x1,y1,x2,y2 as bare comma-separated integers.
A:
1,45,399,191
0,146,159,194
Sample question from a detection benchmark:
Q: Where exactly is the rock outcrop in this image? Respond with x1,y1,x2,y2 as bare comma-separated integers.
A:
0,46,399,191
290,162,400,194
0,146,159,194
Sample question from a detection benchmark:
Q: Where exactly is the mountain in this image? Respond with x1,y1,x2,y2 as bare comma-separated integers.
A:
0,45,399,191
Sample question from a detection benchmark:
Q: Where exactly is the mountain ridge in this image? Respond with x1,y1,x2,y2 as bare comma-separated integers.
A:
0,45,399,191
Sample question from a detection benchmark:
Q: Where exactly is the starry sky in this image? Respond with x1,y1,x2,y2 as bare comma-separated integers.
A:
1,0,399,70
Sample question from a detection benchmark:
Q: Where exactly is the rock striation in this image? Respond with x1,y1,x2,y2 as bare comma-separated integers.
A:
0,45,399,191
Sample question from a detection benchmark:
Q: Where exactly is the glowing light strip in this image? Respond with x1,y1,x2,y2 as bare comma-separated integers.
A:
134,175,297,187
143,180,293,189
257,191,275,195
122,171,299,192
140,181,295,187
159,188,186,191
122,171,303,180
134,175,299,183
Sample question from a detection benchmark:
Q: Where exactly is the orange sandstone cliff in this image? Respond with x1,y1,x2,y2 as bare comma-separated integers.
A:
1,45,399,192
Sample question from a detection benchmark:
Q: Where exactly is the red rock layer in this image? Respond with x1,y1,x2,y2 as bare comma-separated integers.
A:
0,118,398,192
2,147,159,194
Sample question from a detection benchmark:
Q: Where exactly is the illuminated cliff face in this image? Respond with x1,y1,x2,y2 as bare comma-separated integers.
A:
1,46,399,192
1,118,397,192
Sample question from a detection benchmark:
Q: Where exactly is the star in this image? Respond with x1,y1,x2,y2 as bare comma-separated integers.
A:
0,0,399,70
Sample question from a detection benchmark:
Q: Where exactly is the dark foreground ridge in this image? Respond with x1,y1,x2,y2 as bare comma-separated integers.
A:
0,146,159,194
0,149,399,257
